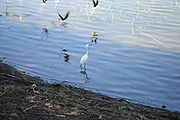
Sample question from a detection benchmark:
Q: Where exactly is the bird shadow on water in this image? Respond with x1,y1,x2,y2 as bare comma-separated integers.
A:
41,25,49,40
59,22,69,28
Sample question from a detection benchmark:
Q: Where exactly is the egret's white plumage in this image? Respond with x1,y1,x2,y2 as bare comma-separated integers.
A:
80,44,91,71
80,52,88,65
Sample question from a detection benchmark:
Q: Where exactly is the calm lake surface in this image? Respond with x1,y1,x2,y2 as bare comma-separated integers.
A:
0,0,180,111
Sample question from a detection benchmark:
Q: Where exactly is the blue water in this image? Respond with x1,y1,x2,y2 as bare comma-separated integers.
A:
0,0,180,111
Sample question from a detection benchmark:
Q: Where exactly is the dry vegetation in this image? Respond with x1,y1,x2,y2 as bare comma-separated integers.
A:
0,61,180,120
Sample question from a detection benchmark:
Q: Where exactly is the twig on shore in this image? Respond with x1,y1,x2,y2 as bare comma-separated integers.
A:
30,113,66,118
0,89,9,96
23,102,39,112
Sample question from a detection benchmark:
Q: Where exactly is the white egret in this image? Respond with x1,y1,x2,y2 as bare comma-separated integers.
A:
80,44,91,71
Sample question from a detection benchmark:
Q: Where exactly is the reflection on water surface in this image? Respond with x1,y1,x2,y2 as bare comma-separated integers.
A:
0,0,180,111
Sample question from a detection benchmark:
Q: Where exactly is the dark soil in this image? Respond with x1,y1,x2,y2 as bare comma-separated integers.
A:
0,61,180,120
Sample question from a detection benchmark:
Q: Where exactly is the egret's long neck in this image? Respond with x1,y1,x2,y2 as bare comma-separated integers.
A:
86,46,89,54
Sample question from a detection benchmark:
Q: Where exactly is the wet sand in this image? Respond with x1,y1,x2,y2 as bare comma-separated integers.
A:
0,61,180,120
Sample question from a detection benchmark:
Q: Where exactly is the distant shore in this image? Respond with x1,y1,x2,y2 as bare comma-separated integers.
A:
0,61,180,120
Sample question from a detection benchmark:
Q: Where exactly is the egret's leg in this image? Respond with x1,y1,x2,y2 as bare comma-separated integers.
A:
80,64,83,71
84,64,86,71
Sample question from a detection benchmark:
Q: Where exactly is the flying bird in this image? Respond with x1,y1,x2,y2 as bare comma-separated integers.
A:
58,11,70,21
92,0,98,7
40,0,47,7
80,44,92,71
42,0,47,3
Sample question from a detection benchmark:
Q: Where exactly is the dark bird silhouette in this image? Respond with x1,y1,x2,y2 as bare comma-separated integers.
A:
58,11,70,21
91,32,98,43
91,37,97,43
42,0,47,3
63,53,70,63
62,49,68,52
92,0,98,7
43,28,48,33
58,48,70,62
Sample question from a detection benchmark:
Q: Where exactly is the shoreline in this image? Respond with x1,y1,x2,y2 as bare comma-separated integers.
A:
0,61,180,120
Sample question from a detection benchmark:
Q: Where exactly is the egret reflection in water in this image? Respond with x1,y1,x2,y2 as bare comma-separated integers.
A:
80,70,89,80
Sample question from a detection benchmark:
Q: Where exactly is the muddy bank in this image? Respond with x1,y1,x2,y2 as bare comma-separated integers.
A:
0,61,180,120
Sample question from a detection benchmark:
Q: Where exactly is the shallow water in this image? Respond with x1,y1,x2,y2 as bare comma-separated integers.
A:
0,0,180,111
